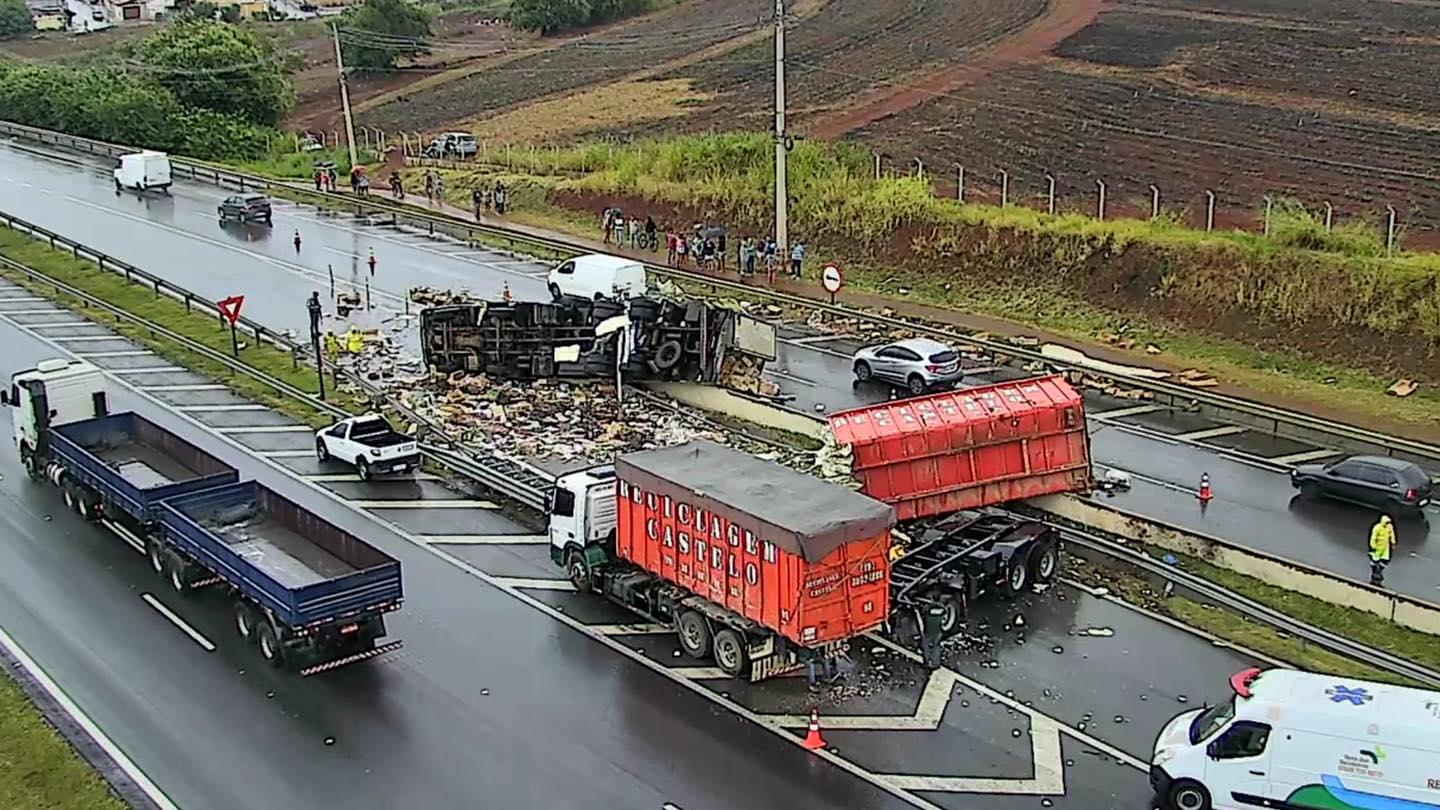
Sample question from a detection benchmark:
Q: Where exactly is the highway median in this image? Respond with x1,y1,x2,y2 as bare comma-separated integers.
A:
0,666,128,810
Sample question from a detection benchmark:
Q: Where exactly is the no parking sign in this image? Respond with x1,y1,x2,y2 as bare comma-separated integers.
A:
820,263,843,303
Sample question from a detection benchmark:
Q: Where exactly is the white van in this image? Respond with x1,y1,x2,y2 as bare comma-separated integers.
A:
547,254,648,302
1151,666,1440,810
113,151,173,193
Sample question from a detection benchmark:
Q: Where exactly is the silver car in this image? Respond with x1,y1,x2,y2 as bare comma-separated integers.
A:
852,337,963,394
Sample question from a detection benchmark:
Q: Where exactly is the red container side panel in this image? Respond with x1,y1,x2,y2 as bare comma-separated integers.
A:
828,374,1093,519
616,476,890,647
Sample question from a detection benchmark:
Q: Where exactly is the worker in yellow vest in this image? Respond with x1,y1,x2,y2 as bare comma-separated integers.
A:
323,331,340,360
345,329,364,354
1369,515,1395,587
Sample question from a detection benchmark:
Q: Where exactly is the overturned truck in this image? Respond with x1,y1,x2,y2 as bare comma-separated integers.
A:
418,295,776,383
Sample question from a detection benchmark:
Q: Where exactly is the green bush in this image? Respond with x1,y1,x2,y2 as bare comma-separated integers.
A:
124,20,295,127
0,0,32,39
510,0,661,33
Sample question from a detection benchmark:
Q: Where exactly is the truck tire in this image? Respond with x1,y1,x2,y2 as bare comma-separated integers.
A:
316,438,330,462
62,480,78,513
21,449,39,482
355,457,372,481
676,611,711,659
1028,541,1060,584
234,601,257,642
74,487,97,522
934,592,962,636
165,553,192,596
653,340,684,371
256,623,286,667
146,538,166,577
566,549,592,594
1164,780,1211,810
999,557,1030,599
712,628,748,678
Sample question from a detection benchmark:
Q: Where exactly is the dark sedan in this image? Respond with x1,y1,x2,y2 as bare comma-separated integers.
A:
217,194,272,224
1290,455,1433,516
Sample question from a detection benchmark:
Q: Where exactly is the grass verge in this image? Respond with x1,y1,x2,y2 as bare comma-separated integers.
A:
0,229,368,427
0,670,127,810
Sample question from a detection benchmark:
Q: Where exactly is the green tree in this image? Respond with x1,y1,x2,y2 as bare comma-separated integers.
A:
509,0,590,32
0,0,34,39
127,20,294,127
339,0,434,71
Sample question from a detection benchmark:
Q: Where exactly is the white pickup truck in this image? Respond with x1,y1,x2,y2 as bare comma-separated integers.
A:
315,415,420,480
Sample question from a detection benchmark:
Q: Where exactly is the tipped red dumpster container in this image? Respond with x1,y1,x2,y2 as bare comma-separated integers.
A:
828,374,1092,520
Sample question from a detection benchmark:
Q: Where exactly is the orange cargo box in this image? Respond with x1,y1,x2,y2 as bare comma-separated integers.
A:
615,441,895,648
828,374,1092,520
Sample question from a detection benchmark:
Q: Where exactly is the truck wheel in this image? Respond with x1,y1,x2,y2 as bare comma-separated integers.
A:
712,629,748,678
146,539,166,577
1000,557,1030,599
21,450,39,482
355,458,372,481
316,438,330,462
676,611,711,659
234,601,257,642
934,593,962,636
1029,541,1060,584
62,481,77,513
74,489,97,522
653,340,684,371
1165,780,1211,810
256,624,285,667
165,553,191,596
566,549,592,594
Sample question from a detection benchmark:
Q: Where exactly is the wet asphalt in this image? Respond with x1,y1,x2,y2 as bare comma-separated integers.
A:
0,273,1282,809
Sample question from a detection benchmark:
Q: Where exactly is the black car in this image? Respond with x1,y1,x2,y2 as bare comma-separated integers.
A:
217,194,272,224
1290,455,1433,516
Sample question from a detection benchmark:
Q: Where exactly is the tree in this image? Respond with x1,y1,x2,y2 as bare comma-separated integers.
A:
339,0,434,71
509,0,591,33
127,20,294,127
0,0,34,39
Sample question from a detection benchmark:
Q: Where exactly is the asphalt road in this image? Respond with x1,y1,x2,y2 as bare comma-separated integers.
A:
0,275,1290,809
2,141,1434,606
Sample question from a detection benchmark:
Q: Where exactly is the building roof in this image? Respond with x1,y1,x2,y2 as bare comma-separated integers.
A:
616,440,895,562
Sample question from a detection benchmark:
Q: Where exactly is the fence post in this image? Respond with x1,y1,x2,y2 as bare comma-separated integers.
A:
1386,205,1397,257
1264,196,1273,236
1046,174,1055,215
330,131,339,150
1324,202,1334,233
956,165,964,202
999,169,1009,207
913,158,924,178
1205,190,1216,232
874,152,881,180
1095,180,1106,220
1150,185,1160,220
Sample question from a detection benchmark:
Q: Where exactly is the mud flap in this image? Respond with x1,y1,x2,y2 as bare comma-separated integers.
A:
300,640,404,677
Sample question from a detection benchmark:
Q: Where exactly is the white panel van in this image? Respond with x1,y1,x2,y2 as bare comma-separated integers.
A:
1150,666,1440,810
113,151,173,193
547,254,647,302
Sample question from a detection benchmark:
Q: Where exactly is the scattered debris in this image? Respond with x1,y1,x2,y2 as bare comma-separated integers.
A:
1176,369,1220,388
1387,378,1419,398
1097,467,1133,492
1077,627,1115,637
1144,344,1162,355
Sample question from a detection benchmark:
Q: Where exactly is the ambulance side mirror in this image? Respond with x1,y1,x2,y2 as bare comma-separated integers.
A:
1205,741,1220,760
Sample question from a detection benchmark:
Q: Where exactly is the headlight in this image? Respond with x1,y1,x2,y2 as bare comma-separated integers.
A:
1152,747,1176,767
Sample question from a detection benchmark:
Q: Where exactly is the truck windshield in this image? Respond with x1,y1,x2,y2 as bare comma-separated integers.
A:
1189,698,1235,744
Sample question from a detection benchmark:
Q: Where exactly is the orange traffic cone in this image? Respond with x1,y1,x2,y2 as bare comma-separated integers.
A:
502,281,512,303
1198,473,1213,502
802,708,826,750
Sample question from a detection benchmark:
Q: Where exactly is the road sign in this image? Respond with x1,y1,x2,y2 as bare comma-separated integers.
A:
820,263,844,303
218,295,245,326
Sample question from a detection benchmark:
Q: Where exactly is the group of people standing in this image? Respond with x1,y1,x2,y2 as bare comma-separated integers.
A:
602,209,808,283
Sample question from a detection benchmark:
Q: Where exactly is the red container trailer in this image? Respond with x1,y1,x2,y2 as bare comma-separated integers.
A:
551,440,896,680
828,374,1091,520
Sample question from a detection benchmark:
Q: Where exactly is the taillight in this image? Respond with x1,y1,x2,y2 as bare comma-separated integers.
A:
926,364,941,372
340,623,359,634
1407,488,1418,501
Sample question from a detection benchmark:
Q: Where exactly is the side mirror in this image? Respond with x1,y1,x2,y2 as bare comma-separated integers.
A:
0,390,8,406
1206,742,1220,760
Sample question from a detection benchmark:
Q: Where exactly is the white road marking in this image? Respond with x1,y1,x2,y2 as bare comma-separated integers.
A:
0,296,47,303
1091,404,1163,419
28,322,109,332
100,518,145,554
1094,463,1199,497
144,384,230,392
307,472,439,482
177,404,269,412
495,577,575,591
423,534,547,544
766,369,817,387
1175,425,1248,441
0,624,181,810
109,366,185,374
591,623,670,635
1,308,71,315
1269,448,1342,465
787,334,846,345
881,717,1064,795
353,499,499,509
53,335,128,342
668,666,730,679
140,594,216,652
224,425,314,433
766,669,958,729
75,350,154,358
256,449,317,458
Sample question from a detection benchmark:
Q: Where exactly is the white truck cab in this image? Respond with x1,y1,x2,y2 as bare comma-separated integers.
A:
1151,666,1440,810
114,151,173,193
547,254,648,302
314,414,419,481
3,359,108,479
547,466,617,582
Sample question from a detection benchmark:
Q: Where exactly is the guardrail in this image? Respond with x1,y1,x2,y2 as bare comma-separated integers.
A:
0,206,553,512
5,118,1435,466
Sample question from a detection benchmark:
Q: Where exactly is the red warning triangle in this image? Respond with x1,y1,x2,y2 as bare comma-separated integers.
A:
218,295,245,326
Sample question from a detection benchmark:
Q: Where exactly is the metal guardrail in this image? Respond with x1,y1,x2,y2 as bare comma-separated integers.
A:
4,118,1435,467
0,207,553,512
3,210,1435,687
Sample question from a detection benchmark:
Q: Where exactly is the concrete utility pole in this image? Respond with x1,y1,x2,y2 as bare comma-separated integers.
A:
331,23,359,171
773,0,789,262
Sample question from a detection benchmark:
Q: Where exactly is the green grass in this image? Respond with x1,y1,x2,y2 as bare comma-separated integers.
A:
0,229,369,426
0,671,128,810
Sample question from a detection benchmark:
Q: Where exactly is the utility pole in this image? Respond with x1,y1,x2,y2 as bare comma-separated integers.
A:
773,0,789,264
331,23,359,171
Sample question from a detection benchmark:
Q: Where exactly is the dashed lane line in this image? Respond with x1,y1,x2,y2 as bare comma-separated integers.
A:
425,534,547,544
140,594,216,652
351,499,500,509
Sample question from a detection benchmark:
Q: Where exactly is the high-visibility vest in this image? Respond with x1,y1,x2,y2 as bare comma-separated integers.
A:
345,330,364,354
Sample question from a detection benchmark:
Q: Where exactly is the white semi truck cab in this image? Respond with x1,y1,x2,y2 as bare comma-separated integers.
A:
547,466,618,582
4,359,109,478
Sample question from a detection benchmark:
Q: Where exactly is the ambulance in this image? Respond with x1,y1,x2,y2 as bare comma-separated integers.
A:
1150,667,1440,810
